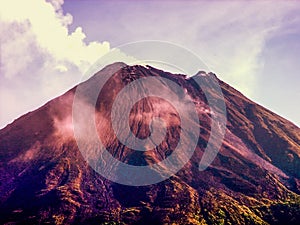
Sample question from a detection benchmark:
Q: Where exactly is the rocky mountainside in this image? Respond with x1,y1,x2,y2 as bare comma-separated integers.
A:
0,63,300,225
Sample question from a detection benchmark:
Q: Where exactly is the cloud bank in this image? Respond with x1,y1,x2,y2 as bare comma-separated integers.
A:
0,0,110,128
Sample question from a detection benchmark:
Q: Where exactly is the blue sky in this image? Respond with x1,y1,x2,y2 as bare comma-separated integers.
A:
0,0,299,127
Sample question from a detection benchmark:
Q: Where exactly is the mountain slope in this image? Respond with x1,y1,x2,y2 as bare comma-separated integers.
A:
0,63,300,225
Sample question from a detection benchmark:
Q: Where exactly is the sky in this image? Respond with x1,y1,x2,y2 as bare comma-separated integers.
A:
0,0,299,128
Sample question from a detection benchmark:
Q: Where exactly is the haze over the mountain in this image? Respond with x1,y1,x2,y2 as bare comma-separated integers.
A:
0,63,300,224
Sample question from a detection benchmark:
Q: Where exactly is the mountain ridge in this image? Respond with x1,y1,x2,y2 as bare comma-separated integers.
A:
0,62,300,224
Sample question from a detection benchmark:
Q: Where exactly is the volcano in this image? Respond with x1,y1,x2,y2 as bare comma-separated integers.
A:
0,62,300,225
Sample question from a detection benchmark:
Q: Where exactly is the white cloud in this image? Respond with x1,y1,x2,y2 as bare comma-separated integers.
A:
186,1,300,97
0,0,111,128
